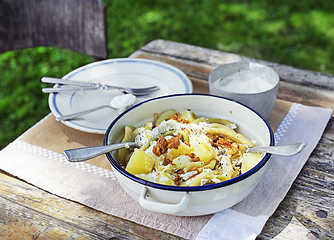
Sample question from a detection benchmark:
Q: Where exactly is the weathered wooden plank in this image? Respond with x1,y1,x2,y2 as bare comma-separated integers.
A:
252,59,334,91
139,40,334,90
131,52,215,80
139,39,243,68
260,194,333,240
258,136,334,239
294,166,334,211
261,148,334,239
0,171,184,240
0,0,108,59
323,117,334,140
296,168,334,196
132,44,334,114
277,81,334,112
307,138,334,171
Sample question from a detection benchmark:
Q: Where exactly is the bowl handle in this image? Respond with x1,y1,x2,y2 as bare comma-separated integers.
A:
139,187,190,215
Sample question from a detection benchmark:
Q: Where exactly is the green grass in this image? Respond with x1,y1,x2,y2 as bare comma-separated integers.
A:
1,0,333,148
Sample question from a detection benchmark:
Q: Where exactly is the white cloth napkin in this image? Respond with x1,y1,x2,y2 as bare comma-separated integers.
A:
196,103,332,240
0,103,332,240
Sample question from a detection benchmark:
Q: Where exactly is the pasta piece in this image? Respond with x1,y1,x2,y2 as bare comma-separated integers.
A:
215,175,230,182
172,155,192,169
191,117,236,128
183,161,205,172
155,156,165,172
188,171,214,186
205,124,255,147
161,164,178,174
203,159,217,170
155,109,178,125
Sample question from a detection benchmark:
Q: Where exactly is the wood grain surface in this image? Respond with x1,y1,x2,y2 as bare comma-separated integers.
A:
0,0,108,59
0,170,182,240
1,40,333,239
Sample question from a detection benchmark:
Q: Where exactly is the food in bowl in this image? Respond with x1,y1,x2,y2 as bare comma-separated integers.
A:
105,94,274,216
118,109,264,187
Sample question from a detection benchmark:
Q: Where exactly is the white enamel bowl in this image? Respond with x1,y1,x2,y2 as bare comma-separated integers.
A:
104,94,274,216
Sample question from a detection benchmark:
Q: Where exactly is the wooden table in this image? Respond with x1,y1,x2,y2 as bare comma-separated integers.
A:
0,40,333,239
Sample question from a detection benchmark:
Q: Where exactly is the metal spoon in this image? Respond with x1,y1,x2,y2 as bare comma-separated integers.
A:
56,94,136,121
247,142,307,156
64,142,307,163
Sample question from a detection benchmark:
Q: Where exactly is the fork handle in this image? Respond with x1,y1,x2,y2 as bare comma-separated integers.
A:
42,87,100,93
42,77,97,87
64,142,138,162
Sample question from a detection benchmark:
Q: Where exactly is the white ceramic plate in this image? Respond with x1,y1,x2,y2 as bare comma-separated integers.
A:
48,58,193,133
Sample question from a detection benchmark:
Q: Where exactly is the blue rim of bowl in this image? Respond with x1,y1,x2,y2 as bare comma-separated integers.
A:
104,93,274,192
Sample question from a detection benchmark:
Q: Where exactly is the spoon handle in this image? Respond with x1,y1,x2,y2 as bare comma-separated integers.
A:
64,142,138,162
56,105,111,121
248,142,307,156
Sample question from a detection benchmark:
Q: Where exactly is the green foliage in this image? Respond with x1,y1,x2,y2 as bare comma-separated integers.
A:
1,0,333,148
0,48,91,148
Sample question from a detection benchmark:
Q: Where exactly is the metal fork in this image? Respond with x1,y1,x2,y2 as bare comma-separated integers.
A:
41,77,160,96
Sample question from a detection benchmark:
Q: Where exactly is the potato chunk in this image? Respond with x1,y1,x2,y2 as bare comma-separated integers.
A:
241,152,263,173
190,135,216,164
156,172,175,186
167,141,192,160
125,149,155,174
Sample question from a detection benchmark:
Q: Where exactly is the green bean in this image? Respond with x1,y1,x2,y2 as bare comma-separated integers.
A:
118,125,136,165
179,110,197,122
155,109,177,125
190,117,235,127
205,125,255,147
203,159,217,170
176,130,189,142
183,161,205,172
205,118,235,126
